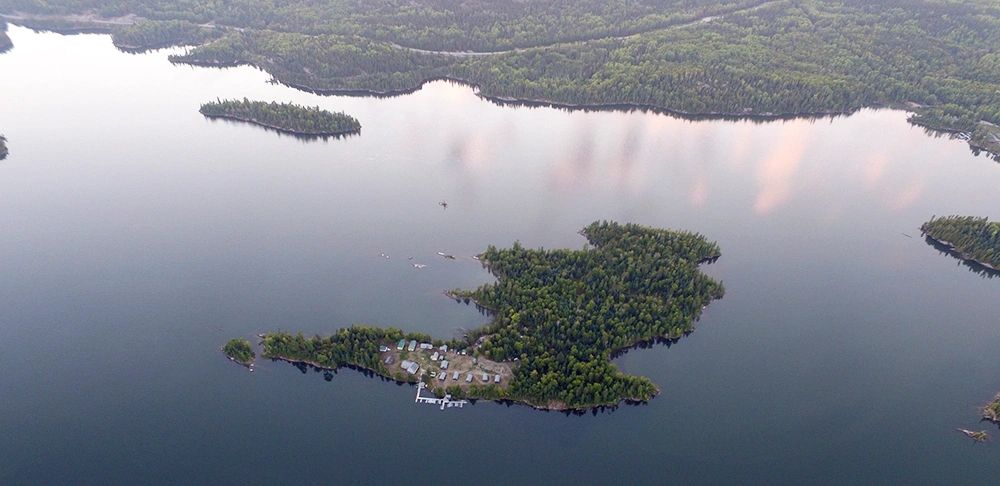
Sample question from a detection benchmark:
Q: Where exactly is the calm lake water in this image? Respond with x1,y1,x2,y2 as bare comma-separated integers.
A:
1,25,999,484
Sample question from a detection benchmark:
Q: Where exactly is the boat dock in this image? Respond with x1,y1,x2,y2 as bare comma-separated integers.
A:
414,382,469,410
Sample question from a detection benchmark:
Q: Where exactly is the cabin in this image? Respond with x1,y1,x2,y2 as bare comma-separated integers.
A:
452,371,460,380
440,360,449,370
379,345,389,353
383,356,394,365
400,360,419,375
438,372,446,381
430,351,440,361
419,343,433,350
407,340,417,352
439,344,448,352
481,373,489,382
396,339,406,350
494,374,501,383
465,373,473,383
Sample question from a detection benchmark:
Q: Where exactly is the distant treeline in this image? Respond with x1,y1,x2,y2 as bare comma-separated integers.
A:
922,216,1000,270
4,0,768,52
6,0,999,147
172,31,453,95
112,19,220,52
199,98,361,136
0,135,7,160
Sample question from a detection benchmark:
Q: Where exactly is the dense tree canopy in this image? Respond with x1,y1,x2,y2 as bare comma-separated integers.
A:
112,19,220,52
222,338,255,366
5,0,769,51
199,98,361,136
921,216,1000,270
455,221,723,407
174,31,453,94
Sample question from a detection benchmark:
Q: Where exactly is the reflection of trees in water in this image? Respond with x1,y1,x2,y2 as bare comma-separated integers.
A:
924,236,999,279
285,359,391,381
970,147,1000,163
204,116,359,142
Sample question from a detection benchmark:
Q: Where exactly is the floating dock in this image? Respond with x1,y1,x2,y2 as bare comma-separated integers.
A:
414,382,469,410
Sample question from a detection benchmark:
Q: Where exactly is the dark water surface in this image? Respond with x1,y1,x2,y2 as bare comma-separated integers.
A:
1,26,999,484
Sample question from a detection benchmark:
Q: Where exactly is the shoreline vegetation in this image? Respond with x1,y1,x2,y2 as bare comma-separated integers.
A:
199,98,361,137
983,394,1000,424
222,338,255,368
3,0,999,160
920,216,1000,272
240,221,724,411
112,19,221,52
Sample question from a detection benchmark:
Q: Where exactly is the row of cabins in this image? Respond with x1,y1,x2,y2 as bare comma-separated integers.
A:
438,370,501,384
396,340,451,353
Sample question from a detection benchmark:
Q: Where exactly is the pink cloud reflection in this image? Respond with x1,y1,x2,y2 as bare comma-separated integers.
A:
753,124,810,215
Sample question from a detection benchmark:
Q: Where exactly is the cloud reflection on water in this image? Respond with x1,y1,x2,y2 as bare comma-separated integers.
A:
753,123,810,215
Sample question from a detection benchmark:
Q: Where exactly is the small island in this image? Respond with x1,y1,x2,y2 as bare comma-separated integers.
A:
921,215,1000,271
0,135,7,160
233,221,724,410
958,428,989,443
222,338,256,368
199,98,361,137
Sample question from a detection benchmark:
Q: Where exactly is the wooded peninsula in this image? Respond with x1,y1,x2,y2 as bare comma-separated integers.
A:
921,215,1000,271
231,221,724,410
199,98,361,137
5,0,999,157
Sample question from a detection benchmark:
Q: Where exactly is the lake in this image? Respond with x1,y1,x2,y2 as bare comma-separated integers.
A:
1,25,998,484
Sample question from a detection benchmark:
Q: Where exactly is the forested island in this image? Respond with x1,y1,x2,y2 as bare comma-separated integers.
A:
4,0,999,157
222,338,255,367
0,135,8,160
199,99,361,137
236,221,724,410
921,216,1000,271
